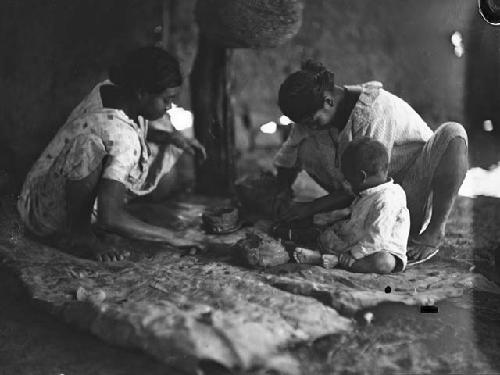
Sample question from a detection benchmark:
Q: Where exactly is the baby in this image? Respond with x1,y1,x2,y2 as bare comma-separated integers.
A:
294,137,410,273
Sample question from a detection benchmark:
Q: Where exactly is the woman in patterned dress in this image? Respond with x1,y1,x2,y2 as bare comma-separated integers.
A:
18,46,205,262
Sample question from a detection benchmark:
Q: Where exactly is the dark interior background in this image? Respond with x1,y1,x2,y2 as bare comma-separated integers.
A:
1,0,498,182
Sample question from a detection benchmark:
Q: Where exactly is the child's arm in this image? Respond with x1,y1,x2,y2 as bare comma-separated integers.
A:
314,208,351,226
279,191,354,222
311,192,354,214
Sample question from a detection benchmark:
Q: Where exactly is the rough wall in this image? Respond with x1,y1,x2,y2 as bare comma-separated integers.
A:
466,7,500,137
0,0,164,180
0,0,484,181
232,0,476,134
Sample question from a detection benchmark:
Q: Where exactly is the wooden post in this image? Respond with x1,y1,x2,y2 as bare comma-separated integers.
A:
190,35,235,196
160,0,171,48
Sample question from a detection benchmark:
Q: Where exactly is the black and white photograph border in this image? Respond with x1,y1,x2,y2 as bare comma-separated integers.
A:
1,1,500,374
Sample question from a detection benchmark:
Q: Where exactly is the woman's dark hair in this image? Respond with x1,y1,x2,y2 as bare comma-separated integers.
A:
341,137,389,177
109,46,182,94
278,60,335,123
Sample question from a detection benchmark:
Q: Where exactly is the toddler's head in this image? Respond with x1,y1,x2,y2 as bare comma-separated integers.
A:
341,137,389,194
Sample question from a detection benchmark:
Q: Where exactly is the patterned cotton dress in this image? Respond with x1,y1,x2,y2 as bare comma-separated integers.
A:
18,81,183,236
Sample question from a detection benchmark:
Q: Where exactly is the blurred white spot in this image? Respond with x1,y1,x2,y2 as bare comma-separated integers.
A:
168,104,193,131
260,121,278,134
451,31,464,57
459,162,500,198
279,115,293,126
483,119,494,132
363,312,374,324
451,31,463,46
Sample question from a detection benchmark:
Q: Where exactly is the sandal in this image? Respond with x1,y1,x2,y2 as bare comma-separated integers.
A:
407,238,439,266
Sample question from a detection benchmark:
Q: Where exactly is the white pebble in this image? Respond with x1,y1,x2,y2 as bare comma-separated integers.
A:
76,286,106,304
363,312,374,324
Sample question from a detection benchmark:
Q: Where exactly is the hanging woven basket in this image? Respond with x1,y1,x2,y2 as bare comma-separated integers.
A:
195,0,304,48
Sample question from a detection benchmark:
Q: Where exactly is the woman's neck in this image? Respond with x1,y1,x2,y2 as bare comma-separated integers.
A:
328,86,351,131
333,85,346,102
358,174,389,193
100,84,139,122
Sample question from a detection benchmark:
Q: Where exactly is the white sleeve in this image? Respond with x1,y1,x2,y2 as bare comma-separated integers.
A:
352,89,432,162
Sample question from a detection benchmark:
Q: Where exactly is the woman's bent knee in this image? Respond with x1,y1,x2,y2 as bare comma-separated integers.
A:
435,122,468,148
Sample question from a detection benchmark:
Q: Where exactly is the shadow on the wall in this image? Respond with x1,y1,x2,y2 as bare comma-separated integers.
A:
465,3,500,170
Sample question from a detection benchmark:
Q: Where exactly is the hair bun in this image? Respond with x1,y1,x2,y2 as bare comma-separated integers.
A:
107,46,182,92
301,59,334,88
301,59,327,75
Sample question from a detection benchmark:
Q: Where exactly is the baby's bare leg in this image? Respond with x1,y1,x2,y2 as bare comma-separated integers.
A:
318,226,348,254
347,252,396,274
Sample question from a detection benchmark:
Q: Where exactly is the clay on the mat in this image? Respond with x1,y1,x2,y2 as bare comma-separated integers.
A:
202,206,239,233
234,231,290,268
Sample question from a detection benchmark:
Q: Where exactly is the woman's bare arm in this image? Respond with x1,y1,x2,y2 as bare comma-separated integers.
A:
97,178,197,246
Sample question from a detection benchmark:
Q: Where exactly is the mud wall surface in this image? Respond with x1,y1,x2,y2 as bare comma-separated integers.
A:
466,5,500,137
0,0,164,180
232,0,476,133
0,0,482,180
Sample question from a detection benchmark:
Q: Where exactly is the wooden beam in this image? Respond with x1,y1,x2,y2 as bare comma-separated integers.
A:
160,0,171,48
190,35,235,196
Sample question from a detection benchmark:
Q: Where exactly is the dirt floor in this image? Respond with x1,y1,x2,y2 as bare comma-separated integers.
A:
1,136,500,375
289,293,500,374
1,196,500,375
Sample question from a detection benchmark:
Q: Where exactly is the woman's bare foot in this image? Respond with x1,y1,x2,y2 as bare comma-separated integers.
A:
59,233,130,262
408,226,444,262
293,247,322,264
322,254,339,269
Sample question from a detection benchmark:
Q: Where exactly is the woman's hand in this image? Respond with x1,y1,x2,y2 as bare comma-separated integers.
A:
170,132,207,161
98,179,204,247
